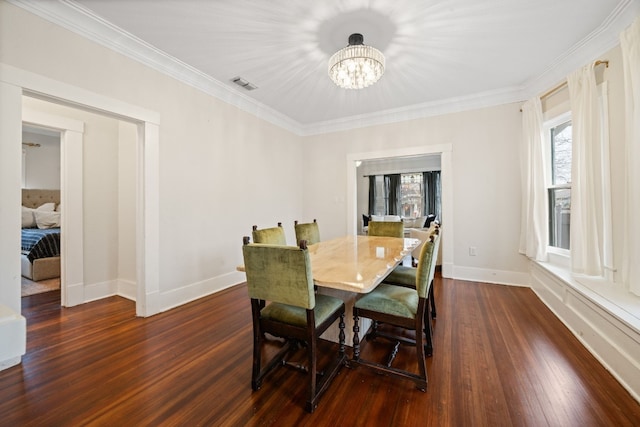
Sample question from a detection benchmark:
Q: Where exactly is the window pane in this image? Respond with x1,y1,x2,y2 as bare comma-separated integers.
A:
374,176,385,215
549,188,571,249
551,122,572,185
401,173,423,217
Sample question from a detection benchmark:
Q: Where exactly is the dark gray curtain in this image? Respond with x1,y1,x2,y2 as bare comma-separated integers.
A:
368,175,376,215
422,171,442,221
384,174,401,215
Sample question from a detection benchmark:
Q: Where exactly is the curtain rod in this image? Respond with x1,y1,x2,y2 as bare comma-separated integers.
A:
540,59,609,100
22,142,41,147
362,170,440,177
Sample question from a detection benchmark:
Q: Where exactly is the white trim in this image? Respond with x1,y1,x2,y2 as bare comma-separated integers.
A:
451,266,531,287
531,261,640,403
346,144,454,278
7,0,639,136
157,271,246,314
520,0,640,101
1,63,161,317
22,107,85,308
0,63,159,125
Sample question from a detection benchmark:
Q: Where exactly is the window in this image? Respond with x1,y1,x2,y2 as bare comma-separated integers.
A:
547,117,572,250
401,173,423,217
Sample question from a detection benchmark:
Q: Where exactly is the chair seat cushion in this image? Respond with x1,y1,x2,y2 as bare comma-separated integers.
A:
355,284,418,319
261,294,343,327
384,265,416,287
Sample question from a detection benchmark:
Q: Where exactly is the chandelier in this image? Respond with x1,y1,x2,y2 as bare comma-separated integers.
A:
328,33,385,89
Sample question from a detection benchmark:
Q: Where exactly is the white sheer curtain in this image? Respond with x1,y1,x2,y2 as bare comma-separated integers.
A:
620,15,640,296
519,97,548,261
567,65,606,276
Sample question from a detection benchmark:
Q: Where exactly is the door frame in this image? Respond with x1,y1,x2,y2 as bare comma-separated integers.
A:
22,107,84,308
346,143,454,278
1,63,161,317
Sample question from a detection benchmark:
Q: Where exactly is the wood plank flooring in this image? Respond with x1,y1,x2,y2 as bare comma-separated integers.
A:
2,276,639,426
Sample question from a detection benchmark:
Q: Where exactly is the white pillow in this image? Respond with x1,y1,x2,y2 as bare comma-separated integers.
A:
403,218,415,228
21,206,36,228
383,215,401,222
34,210,61,229
36,202,56,212
371,215,384,222
415,216,428,228
55,203,62,212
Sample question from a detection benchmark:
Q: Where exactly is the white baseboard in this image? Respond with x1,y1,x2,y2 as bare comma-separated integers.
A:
157,270,246,314
65,281,85,307
117,279,137,301
530,262,640,403
83,279,118,303
451,265,531,287
0,356,21,371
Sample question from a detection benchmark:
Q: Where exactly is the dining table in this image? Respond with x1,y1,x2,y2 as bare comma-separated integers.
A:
309,235,419,344
306,235,419,292
239,234,420,345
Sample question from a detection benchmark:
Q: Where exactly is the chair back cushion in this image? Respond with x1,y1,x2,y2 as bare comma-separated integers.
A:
415,232,441,298
243,243,315,309
368,221,404,238
294,221,320,245
252,226,286,245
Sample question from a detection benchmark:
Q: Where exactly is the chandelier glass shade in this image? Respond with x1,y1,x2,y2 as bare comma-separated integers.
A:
328,33,385,89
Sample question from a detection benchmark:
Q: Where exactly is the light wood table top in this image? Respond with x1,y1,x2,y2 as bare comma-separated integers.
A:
307,235,420,293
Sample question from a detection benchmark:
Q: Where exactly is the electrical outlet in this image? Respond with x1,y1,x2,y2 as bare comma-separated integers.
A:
469,246,477,256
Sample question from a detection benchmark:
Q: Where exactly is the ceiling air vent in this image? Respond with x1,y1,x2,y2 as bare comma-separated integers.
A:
231,76,258,91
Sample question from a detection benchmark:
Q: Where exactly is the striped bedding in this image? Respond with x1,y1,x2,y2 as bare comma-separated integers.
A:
21,228,61,263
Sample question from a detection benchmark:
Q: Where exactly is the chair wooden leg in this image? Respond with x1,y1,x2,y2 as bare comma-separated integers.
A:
253,340,293,391
429,282,436,319
305,335,318,413
251,325,263,390
415,321,428,392
338,313,346,356
423,300,433,357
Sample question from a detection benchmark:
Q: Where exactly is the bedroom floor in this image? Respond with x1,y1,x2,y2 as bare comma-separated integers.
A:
21,276,60,297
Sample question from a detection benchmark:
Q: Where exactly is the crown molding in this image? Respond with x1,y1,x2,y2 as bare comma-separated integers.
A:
299,86,526,136
7,0,305,135
8,0,640,136
520,0,640,100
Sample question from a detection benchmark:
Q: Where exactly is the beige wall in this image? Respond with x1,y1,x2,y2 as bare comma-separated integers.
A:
0,1,303,302
304,102,530,278
0,0,632,309
22,97,124,288
21,130,60,190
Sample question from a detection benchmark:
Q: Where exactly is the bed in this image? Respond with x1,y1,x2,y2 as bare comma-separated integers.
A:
21,189,61,281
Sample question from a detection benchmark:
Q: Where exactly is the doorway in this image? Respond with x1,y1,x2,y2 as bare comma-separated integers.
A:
22,96,138,306
0,71,160,318
20,124,62,299
346,144,453,278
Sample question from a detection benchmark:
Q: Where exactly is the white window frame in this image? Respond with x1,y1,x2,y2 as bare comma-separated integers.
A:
544,111,572,258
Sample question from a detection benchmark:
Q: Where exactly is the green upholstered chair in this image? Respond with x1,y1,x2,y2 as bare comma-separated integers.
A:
352,231,440,391
386,225,441,320
242,237,346,413
252,222,286,245
294,219,320,245
367,221,404,238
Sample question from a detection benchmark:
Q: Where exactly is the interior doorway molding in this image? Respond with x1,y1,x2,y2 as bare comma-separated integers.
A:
22,107,84,308
1,63,160,317
346,143,454,278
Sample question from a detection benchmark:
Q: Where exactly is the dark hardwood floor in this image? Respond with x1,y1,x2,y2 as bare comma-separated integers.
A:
2,276,639,426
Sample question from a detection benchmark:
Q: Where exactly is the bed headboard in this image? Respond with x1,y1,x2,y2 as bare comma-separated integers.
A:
22,189,61,209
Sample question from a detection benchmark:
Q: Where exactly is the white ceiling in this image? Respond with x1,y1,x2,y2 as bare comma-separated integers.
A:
14,0,640,135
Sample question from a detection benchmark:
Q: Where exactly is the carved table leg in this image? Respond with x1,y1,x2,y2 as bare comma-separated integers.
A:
353,314,360,360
